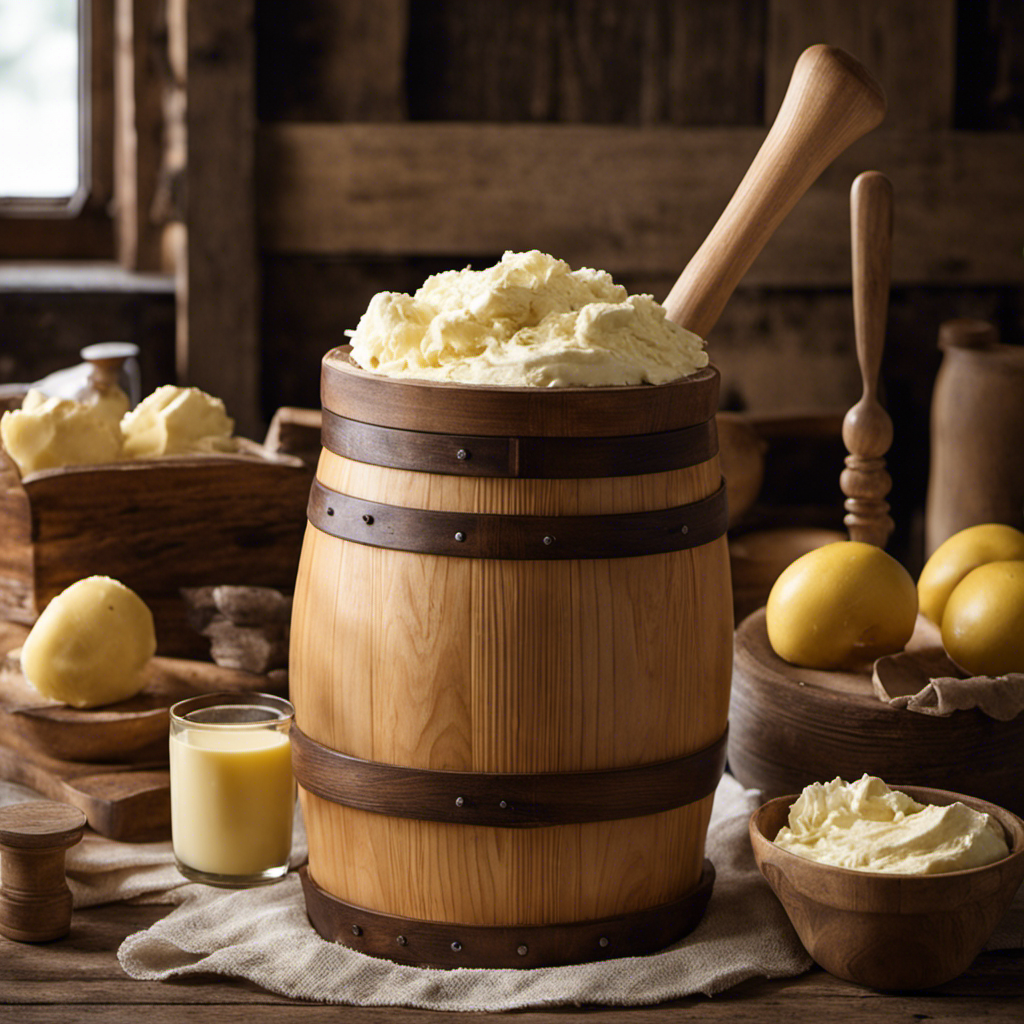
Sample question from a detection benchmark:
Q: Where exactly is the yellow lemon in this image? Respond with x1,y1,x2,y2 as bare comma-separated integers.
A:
766,541,918,669
941,560,1024,676
918,523,1024,625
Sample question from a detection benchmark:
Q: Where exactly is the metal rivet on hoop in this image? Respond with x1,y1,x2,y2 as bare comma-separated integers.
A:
454,532,466,542
456,448,469,461
499,800,508,809
351,924,362,936
397,935,407,946
362,514,374,525
517,944,529,956
455,796,465,807
326,507,335,517
451,941,463,952
542,535,555,546
680,524,689,534
599,936,610,948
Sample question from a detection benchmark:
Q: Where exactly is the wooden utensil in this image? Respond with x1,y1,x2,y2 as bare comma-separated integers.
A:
664,44,886,338
0,800,87,942
841,170,895,547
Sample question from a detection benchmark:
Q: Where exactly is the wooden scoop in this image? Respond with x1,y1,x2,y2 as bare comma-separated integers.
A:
664,44,886,338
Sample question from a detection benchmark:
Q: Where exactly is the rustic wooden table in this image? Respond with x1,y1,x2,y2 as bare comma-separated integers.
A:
2,902,1022,1022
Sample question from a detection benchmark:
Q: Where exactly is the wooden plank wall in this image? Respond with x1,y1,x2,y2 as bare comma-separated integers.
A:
232,0,1024,564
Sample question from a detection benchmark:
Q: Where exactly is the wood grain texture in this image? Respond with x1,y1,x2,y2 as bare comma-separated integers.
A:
291,381,733,928
663,45,886,338
841,171,894,547
184,0,261,437
766,0,956,130
0,742,168,842
257,0,408,122
114,0,167,271
924,318,1024,554
0,648,286,764
291,726,726,826
0,801,86,943
750,786,1024,990
256,123,1024,287
0,447,310,657
1,905,1023,1018
404,0,763,126
306,478,728,561
320,409,719,479
301,862,715,968
321,348,720,437
729,609,1024,817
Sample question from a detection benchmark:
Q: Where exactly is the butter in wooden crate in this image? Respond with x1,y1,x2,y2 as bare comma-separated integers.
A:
0,422,312,659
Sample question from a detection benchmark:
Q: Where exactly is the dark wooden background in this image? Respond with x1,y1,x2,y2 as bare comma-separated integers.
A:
2,0,1023,569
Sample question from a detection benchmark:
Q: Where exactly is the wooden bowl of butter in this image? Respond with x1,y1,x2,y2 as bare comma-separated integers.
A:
749,777,1024,990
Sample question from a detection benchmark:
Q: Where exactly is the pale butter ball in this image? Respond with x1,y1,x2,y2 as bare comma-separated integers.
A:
22,576,156,708
121,385,235,458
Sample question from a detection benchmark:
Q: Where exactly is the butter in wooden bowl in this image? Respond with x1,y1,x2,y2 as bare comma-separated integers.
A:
20,575,156,709
749,777,1024,989
773,775,1009,874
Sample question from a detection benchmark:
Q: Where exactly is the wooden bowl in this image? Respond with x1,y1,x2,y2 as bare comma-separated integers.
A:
749,785,1024,990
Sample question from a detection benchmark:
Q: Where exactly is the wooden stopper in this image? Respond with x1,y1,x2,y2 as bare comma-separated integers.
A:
0,801,87,942
841,171,895,548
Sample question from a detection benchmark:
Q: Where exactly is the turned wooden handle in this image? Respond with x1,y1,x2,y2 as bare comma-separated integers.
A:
846,170,893,455
663,44,886,338
842,170,895,547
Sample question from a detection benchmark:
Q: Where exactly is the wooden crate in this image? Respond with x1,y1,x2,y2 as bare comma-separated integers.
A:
0,444,311,658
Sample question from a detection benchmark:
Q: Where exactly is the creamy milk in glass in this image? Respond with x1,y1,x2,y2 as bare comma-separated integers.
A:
169,693,294,886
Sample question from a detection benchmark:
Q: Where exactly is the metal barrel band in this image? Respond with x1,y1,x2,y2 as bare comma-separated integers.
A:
300,861,715,969
291,725,728,827
306,478,729,560
320,408,719,479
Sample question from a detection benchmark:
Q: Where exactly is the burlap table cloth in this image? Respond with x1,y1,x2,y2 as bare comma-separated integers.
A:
3,775,1021,1010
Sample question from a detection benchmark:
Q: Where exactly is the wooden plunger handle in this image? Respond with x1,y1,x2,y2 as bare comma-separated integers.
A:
841,170,895,547
663,44,886,339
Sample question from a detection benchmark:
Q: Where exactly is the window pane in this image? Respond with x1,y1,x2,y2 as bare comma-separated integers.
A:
0,0,80,199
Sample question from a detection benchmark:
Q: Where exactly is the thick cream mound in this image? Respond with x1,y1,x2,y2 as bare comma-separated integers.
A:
121,385,236,458
1,390,123,474
774,775,1010,874
347,250,708,387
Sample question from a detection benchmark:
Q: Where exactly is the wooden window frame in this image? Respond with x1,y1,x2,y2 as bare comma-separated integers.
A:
0,0,116,260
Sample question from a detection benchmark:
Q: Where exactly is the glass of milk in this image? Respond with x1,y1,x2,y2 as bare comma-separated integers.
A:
169,692,295,886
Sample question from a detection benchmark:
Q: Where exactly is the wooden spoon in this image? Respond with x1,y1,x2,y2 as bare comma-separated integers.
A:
664,45,886,338
841,170,895,547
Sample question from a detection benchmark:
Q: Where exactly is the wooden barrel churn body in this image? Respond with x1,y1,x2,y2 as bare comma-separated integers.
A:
290,347,733,968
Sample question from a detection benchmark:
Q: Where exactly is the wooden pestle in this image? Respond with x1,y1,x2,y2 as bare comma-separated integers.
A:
0,800,87,942
841,171,895,547
664,45,886,339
